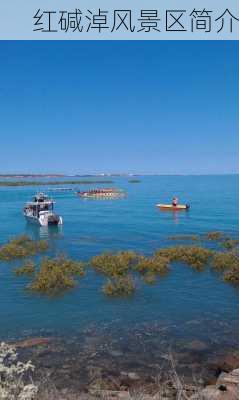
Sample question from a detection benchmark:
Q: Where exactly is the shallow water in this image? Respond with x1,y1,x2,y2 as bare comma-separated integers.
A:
1,175,239,358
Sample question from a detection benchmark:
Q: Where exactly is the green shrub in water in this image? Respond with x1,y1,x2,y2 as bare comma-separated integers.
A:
14,260,35,276
168,235,199,241
221,239,239,250
143,272,157,284
29,255,85,295
205,231,224,241
210,251,239,284
211,252,239,271
223,265,239,284
156,246,212,270
102,275,135,296
91,251,138,277
0,235,48,261
135,255,169,276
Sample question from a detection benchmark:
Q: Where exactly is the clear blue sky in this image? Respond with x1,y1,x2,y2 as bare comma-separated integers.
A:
0,41,238,175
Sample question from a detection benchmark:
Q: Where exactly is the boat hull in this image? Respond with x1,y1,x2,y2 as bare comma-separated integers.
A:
24,214,63,226
77,188,125,199
156,204,190,211
25,215,42,225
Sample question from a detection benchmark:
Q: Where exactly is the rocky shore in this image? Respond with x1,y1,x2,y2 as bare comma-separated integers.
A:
8,325,239,400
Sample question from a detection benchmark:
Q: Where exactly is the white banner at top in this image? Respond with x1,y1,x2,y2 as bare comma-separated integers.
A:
0,0,239,40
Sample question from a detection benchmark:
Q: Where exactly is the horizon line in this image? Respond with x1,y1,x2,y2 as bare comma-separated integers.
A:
1,173,239,177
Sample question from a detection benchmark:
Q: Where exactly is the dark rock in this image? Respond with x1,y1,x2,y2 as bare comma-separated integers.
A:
221,353,239,371
11,337,51,348
109,350,124,357
212,352,239,373
185,340,208,352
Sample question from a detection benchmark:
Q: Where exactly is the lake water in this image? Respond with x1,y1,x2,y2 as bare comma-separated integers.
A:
1,175,239,376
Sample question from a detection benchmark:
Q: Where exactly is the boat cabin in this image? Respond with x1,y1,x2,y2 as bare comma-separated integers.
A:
24,193,54,218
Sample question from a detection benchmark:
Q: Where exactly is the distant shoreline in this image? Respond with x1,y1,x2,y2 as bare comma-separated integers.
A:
0,174,66,178
0,180,114,187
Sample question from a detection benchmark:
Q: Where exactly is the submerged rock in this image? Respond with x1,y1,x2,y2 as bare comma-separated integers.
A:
11,337,50,348
185,340,209,352
109,350,124,357
213,351,239,373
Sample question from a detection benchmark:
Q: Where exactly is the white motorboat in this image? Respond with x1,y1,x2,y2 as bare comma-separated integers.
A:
23,193,63,226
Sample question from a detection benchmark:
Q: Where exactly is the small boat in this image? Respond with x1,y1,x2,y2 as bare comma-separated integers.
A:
156,204,190,211
23,193,63,226
77,188,125,199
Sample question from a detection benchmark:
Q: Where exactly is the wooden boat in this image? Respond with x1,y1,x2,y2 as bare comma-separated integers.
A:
77,188,125,199
156,204,190,211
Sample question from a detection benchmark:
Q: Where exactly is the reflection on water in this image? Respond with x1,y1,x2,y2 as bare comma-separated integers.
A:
172,211,179,224
25,223,64,241
156,208,191,225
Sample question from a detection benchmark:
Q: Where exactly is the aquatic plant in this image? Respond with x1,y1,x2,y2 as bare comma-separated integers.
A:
14,260,35,276
135,255,170,276
223,266,239,284
91,251,138,277
211,251,239,284
102,275,135,296
0,235,48,261
143,272,157,284
221,239,239,250
205,231,224,241
29,256,85,295
0,342,38,400
211,252,239,271
168,235,199,241
156,246,212,270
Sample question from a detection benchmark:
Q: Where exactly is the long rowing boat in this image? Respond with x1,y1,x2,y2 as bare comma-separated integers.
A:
77,188,125,199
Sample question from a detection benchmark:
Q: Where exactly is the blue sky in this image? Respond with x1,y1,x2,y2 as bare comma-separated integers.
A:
0,41,238,175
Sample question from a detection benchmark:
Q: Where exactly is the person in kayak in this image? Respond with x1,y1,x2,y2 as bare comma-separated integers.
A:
172,197,179,207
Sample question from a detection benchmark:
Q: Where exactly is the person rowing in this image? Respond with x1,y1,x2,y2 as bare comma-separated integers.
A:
172,197,179,207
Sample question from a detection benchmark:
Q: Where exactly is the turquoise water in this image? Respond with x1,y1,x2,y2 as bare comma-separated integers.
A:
1,175,239,349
